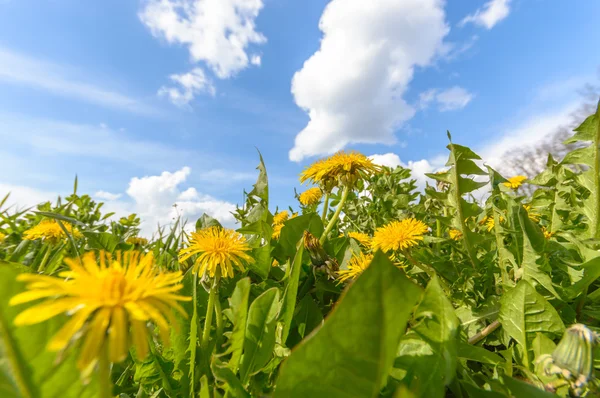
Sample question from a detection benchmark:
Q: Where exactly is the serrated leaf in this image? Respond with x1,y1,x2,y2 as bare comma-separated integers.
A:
499,280,565,369
226,278,251,374
279,239,305,344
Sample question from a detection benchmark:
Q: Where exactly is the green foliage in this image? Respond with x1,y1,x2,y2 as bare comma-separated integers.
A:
3,106,600,396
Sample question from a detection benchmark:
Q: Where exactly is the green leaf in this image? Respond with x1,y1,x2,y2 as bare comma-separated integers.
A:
0,265,98,398
395,277,459,397
239,288,281,384
562,103,600,239
461,382,506,398
293,295,323,340
413,277,459,386
499,280,565,369
225,278,251,373
279,238,305,344
274,251,422,398
169,269,206,398
275,214,323,259
211,360,250,398
457,342,503,365
83,231,119,253
564,256,600,300
35,211,85,227
195,213,222,231
503,376,555,397
517,207,560,299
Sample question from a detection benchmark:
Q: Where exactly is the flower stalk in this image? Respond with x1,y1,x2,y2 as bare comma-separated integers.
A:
98,347,113,398
320,185,350,244
320,193,330,223
201,268,221,351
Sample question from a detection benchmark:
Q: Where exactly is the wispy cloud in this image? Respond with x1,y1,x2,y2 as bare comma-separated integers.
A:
0,47,161,115
158,68,216,106
419,86,474,111
460,0,511,30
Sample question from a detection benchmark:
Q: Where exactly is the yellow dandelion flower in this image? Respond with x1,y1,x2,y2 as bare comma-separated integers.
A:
0,232,5,243
449,229,463,241
524,205,541,222
23,219,82,245
485,216,505,232
348,231,372,246
272,223,284,240
179,227,253,278
273,210,289,225
126,237,148,246
371,219,428,252
337,253,374,283
542,227,555,239
298,187,323,206
503,175,527,189
9,251,189,370
272,258,280,267
300,151,379,187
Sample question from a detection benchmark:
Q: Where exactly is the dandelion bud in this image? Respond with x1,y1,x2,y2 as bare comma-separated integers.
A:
551,324,597,385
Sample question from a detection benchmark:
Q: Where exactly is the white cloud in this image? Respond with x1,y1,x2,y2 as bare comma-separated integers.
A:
419,86,474,111
125,167,236,235
0,47,159,115
460,0,511,30
0,183,57,212
139,0,266,79
158,67,216,106
94,191,122,201
289,0,449,161
370,153,445,191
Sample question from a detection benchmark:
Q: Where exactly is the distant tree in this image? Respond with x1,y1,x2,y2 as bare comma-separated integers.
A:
497,80,599,194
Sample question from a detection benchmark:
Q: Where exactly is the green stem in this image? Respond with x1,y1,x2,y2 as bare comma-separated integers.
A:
214,293,223,352
319,186,350,245
493,208,510,289
468,320,501,345
200,269,221,351
37,244,53,273
98,348,113,398
320,193,330,223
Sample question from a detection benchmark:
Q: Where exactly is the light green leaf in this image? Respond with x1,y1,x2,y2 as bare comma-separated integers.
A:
83,231,119,253
499,280,564,369
239,288,280,384
279,238,305,344
274,251,422,398
225,278,251,374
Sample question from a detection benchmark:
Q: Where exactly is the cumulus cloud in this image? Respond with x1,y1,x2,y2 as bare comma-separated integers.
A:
94,191,122,201
158,68,216,106
460,0,511,30
289,0,449,161
125,167,236,235
369,153,445,191
139,0,266,79
419,86,474,111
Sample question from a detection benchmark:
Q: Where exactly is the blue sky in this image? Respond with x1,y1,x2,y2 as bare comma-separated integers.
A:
1,0,599,234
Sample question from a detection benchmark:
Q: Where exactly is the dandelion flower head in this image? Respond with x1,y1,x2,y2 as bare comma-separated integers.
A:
23,219,82,245
449,229,463,241
179,226,253,278
503,175,527,190
298,187,323,206
347,231,372,247
371,218,428,253
337,253,373,283
273,210,289,225
10,251,189,370
300,151,379,188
